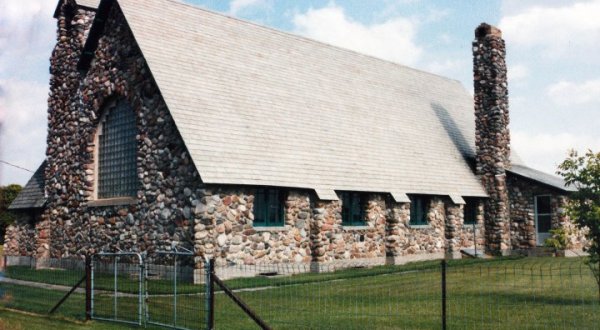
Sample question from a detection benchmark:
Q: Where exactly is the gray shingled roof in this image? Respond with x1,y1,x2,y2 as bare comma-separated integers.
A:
9,162,47,210
77,0,101,9
508,164,575,192
115,0,490,199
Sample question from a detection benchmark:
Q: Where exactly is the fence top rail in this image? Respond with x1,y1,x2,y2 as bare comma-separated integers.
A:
94,252,144,264
155,251,194,256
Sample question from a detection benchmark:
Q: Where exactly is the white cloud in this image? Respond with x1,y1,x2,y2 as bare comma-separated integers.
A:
546,79,600,106
499,0,600,57
508,64,529,83
512,130,600,174
293,4,422,66
228,0,268,16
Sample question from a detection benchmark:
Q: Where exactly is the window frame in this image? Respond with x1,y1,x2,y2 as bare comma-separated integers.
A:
339,191,367,227
252,188,286,228
92,98,138,202
409,195,430,227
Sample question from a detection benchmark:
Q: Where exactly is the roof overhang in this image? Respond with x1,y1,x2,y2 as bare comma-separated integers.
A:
53,0,101,19
314,189,339,201
507,164,575,193
448,194,466,205
390,192,411,203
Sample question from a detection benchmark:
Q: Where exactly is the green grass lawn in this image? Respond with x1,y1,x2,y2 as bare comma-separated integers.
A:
1,257,599,329
0,308,138,330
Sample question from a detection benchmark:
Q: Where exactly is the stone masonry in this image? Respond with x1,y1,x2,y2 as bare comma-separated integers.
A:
508,175,586,250
42,1,200,259
473,23,511,255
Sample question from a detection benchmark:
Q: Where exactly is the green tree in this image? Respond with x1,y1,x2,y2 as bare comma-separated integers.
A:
0,184,23,243
557,150,600,299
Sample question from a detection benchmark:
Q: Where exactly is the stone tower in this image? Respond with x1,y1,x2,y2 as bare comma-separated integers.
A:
473,23,511,255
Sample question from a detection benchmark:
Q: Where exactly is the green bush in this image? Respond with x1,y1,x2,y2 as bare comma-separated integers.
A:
544,228,569,250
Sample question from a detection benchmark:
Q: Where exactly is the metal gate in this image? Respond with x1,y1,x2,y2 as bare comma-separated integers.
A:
145,247,203,330
90,252,144,326
90,250,205,329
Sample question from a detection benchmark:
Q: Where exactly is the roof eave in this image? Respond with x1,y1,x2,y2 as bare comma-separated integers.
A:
507,168,575,193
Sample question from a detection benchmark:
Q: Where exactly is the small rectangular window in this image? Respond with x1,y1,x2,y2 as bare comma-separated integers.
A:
340,192,366,226
463,198,479,225
253,188,285,227
409,195,430,226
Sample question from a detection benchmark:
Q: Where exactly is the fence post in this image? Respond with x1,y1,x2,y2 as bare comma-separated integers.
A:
206,258,215,330
85,255,92,321
442,259,447,330
139,255,144,327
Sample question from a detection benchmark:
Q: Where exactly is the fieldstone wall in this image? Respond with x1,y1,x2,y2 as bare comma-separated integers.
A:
3,213,38,256
473,23,511,255
457,200,485,250
43,2,199,259
386,198,446,258
335,195,387,260
38,4,97,259
445,203,463,258
310,199,341,262
192,188,312,266
507,175,585,249
312,197,388,263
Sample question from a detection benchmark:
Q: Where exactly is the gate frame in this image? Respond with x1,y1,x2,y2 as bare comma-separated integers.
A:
90,251,145,326
145,247,196,330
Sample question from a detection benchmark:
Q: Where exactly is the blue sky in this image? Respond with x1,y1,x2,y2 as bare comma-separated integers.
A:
0,0,599,185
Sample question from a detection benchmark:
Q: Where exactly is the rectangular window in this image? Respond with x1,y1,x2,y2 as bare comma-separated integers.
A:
253,188,285,227
463,198,479,225
339,192,366,226
409,195,430,226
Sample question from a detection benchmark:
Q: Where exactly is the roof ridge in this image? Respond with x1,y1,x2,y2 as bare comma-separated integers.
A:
156,0,463,86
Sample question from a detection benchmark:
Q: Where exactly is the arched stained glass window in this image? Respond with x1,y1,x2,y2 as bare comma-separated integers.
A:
97,100,137,199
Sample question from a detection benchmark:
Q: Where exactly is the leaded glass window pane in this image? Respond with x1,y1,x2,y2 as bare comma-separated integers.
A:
98,100,137,199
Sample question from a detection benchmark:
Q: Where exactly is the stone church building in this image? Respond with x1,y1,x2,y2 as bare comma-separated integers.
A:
5,0,584,269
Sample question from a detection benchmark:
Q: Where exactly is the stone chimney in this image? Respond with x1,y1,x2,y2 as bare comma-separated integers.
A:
473,23,511,255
